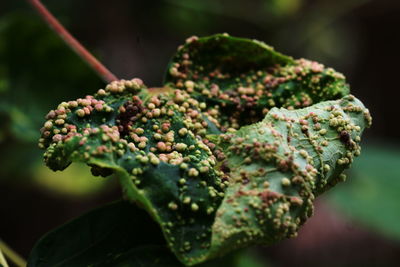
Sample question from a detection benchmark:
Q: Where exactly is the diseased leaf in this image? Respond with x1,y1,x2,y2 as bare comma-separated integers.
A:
165,34,349,129
208,95,370,257
38,80,226,265
37,34,371,266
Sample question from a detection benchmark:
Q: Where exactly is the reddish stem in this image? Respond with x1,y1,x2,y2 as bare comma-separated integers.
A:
26,0,118,83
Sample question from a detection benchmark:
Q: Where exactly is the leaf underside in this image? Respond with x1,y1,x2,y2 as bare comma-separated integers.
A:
28,200,254,267
28,201,178,267
34,34,372,266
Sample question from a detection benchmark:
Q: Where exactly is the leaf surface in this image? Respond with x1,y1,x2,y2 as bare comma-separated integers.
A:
28,200,179,267
165,34,349,129
209,95,370,257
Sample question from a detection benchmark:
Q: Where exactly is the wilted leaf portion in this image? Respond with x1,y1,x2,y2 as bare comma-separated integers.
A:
165,34,349,129
37,34,371,266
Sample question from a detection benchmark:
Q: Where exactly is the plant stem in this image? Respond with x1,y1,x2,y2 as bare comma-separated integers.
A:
0,248,9,267
0,240,26,267
26,0,118,83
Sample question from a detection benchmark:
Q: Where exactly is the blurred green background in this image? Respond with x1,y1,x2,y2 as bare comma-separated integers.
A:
1,0,399,266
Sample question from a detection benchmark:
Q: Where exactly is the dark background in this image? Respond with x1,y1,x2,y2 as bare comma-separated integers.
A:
1,0,399,266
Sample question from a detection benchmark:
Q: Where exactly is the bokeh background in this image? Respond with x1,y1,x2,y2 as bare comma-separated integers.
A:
1,0,399,266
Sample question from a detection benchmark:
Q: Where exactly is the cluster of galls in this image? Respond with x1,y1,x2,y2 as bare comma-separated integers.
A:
212,129,316,247
39,78,144,149
39,77,227,185
207,94,370,252
39,78,233,262
166,36,349,131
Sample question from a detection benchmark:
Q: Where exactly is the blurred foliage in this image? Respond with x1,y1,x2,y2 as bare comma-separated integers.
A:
327,144,400,240
160,0,369,69
0,13,103,180
32,163,113,198
162,0,303,31
236,251,265,267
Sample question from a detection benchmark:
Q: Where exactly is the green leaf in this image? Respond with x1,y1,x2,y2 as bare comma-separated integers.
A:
208,95,370,257
27,200,182,267
28,200,265,267
37,35,371,265
327,144,400,240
